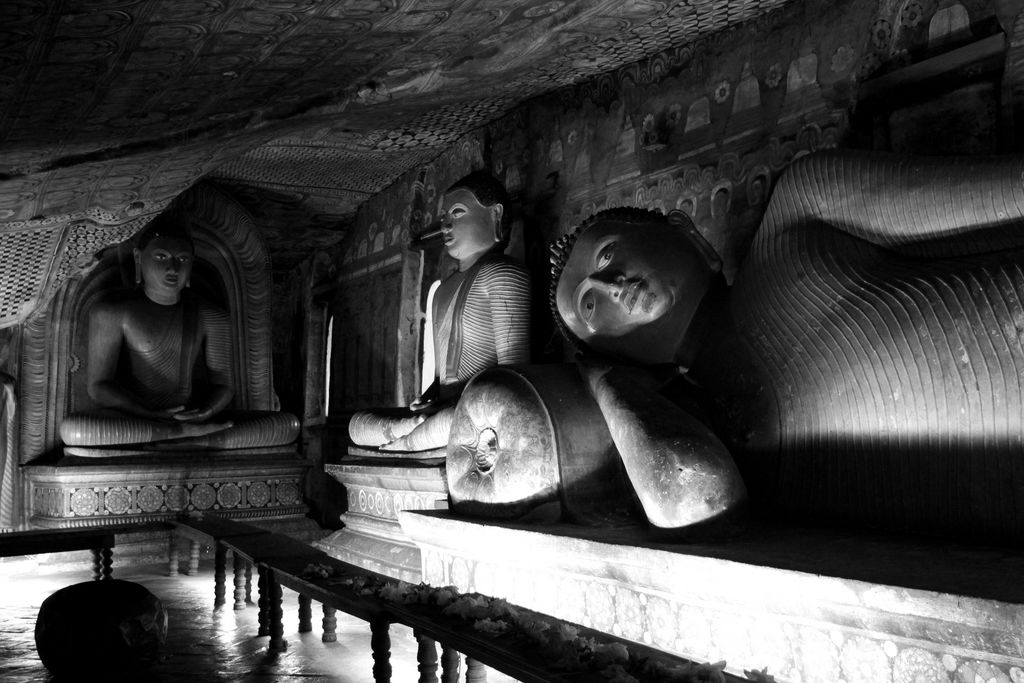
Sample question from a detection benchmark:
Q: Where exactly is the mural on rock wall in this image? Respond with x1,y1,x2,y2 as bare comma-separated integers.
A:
856,0,1009,156
340,134,486,269
327,0,1014,408
514,0,881,287
331,261,404,411
271,270,305,418
2,0,808,323
863,0,1002,73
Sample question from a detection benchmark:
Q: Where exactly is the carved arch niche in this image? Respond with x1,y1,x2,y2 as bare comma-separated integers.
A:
19,183,278,464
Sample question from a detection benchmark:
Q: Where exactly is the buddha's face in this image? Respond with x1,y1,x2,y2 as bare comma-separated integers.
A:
136,235,194,303
555,217,714,346
440,188,501,268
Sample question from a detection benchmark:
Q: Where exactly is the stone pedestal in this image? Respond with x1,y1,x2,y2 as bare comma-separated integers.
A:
26,451,310,527
23,451,320,563
319,452,448,582
401,510,1024,683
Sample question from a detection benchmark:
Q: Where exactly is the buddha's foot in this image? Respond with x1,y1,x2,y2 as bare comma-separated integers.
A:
349,412,425,447
389,415,424,440
142,421,234,450
379,408,453,452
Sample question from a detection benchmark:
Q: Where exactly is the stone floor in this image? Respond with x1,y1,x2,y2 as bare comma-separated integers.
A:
0,556,520,682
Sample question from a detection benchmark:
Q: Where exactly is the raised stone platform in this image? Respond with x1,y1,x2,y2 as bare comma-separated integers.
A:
401,510,1024,683
318,454,448,582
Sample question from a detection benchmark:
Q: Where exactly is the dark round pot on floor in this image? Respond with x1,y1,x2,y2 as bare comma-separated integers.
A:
34,579,167,678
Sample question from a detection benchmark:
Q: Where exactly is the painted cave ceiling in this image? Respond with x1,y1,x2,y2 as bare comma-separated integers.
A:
0,0,795,295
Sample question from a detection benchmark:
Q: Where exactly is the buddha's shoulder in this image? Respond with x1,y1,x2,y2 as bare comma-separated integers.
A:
89,288,143,317
191,296,229,324
474,254,530,282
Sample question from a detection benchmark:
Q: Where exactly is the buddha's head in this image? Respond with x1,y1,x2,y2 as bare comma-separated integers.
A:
133,213,195,305
551,207,723,365
440,171,510,270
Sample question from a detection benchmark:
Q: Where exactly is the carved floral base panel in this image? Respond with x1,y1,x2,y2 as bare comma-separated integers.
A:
400,512,1024,683
320,459,449,582
26,455,310,528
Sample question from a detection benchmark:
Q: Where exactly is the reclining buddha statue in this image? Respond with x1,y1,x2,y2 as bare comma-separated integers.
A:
448,150,1024,542
59,211,300,454
348,171,531,453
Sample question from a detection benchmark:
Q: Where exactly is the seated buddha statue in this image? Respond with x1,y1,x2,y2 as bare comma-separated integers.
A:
546,150,1024,541
348,171,531,452
59,213,299,453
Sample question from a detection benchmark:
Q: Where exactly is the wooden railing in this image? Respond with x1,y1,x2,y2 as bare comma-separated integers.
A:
0,521,172,580
173,514,747,683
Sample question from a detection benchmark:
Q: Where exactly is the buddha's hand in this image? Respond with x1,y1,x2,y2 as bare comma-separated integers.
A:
171,406,217,423
148,405,187,421
410,379,441,413
409,395,435,412
574,352,614,394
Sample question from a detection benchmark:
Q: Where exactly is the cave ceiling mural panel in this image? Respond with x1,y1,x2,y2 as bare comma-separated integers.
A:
0,0,795,308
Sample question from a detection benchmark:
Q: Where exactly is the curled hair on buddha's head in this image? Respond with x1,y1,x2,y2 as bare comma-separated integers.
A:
447,170,510,212
446,170,512,247
549,206,720,356
134,209,194,252
549,230,588,356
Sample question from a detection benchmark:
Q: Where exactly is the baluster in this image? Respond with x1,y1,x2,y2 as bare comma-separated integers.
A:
90,547,101,581
167,535,179,576
322,605,337,643
257,566,270,636
465,657,486,682
440,646,460,683
268,569,287,653
233,551,246,610
244,562,253,603
213,545,227,608
370,616,392,683
298,594,312,632
98,546,113,580
186,539,200,575
414,630,438,683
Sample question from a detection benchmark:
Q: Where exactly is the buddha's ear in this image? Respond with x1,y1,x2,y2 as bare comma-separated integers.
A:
132,248,142,284
490,203,504,242
667,210,722,273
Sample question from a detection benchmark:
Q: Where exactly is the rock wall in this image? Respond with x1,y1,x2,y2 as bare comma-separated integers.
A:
324,0,1010,409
